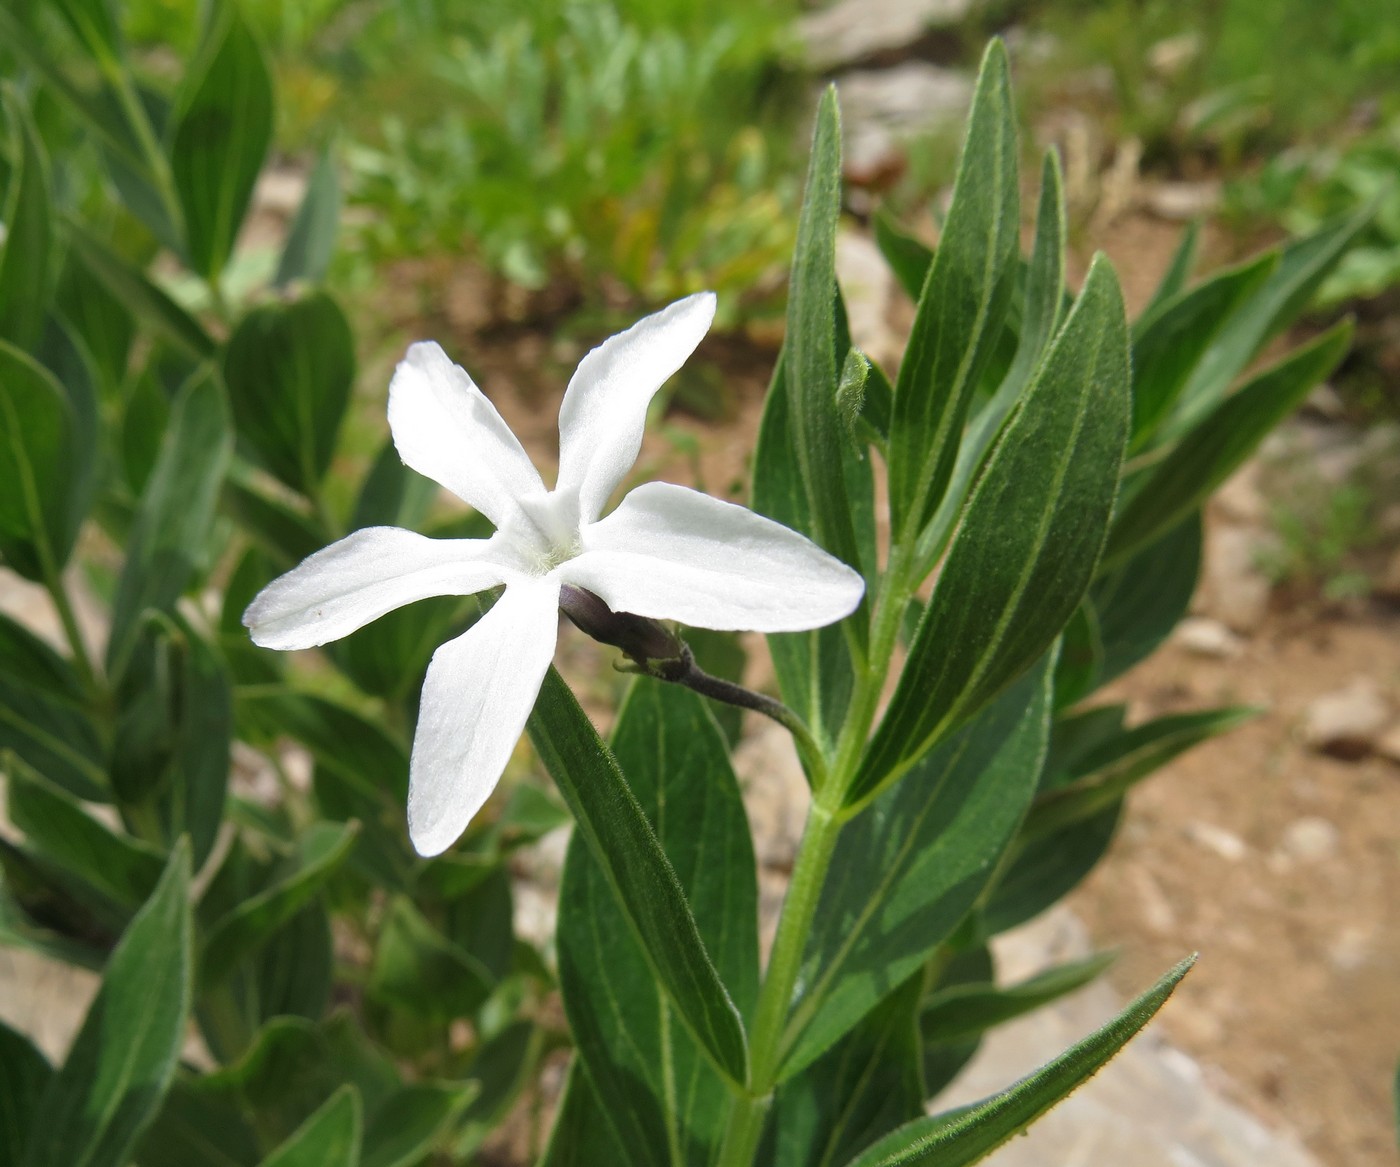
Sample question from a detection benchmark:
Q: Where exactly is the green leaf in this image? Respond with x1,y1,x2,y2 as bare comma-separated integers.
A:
54,254,134,401
1167,206,1370,437
556,683,758,1164
0,673,107,801
855,257,1129,799
223,292,355,495
251,904,333,1026
528,667,749,1088
1088,511,1201,688
1025,706,1255,840
108,367,231,675
449,1023,534,1157
0,92,54,350
783,85,863,580
887,40,1019,540
200,821,359,987
1105,319,1352,567
224,475,327,566
768,977,925,1167
1135,219,1199,333
23,840,192,1167
782,660,1053,1079
275,148,340,289
0,1020,51,1166
0,602,79,702
839,957,1195,1167
64,223,215,361
921,151,1067,564
0,342,76,581
169,2,273,281
1129,252,1276,449
367,895,494,1020
362,1082,476,1167
540,1062,628,1167
257,1085,360,1167
349,439,438,532
6,757,165,912
872,209,932,302
920,952,1115,1043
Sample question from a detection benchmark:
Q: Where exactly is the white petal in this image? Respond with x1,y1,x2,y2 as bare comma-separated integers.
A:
243,526,509,650
408,578,561,857
388,341,546,529
562,482,864,632
554,293,715,522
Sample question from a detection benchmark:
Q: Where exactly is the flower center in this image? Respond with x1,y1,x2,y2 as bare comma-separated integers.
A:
509,491,583,577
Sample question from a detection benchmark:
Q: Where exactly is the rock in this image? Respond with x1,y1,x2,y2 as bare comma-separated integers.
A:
1185,820,1248,862
798,0,976,70
1174,617,1244,659
836,64,973,182
835,228,902,370
1143,180,1221,221
1300,679,1390,759
1195,524,1275,633
1374,722,1400,764
1276,816,1340,863
1212,460,1267,525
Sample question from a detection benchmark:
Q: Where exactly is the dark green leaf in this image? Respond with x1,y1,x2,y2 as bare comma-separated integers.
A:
108,368,231,675
1105,319,1352,567
0,1019,51,1165
783,86,863,580
682,628,747,748
855,258,1129,799
1051,603,1102,710
872,209,932,302
839,957,1194,1167
0,92,54,350
170,3,273,281
223,292,355,495
362,1082,476,1167
449,1023,534,1157
54,255,133,401
0,613,80,704
920,952,1115,1043
6,757,165,911
1130,252,1276,449
49,0,124,63
257,1085,360,1167
556,683,758,1163
0,342,75,580
0,673,107,800
887,41,1019,540
349,439,438,532
540,1062,628,1167
275,148,340,289
253,904,333,1025
782,661,1052,1079
1025,706,1255,839
64,223,215,361
201,821,359,987
367,895,494,1021
1135,220,1199,334
23,840,192,1167
223,475,327,566
528,667,749,1088
0,839,117,964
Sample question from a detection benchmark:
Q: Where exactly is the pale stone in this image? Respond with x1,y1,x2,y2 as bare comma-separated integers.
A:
1143,180,1221,220
1276,816,1340,863
1185,819,1249,862
1300,678,1390,759
1374,721,1400,763
1195,524,1275,632
835,227,902,371
836,64,973,179
798,0,976,70
1174,617,1245,659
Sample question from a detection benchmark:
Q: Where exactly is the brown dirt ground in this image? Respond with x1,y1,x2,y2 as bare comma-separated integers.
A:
366,211,1399,1166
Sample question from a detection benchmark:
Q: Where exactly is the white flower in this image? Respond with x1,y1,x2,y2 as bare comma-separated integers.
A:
244,293,863,857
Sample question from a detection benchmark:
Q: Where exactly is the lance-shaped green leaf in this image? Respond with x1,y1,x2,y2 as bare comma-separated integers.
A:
1024,706,1255,840
528,667,749,1088
541,1062,629,1167
1088,510,1201,688
367,895,494,1020
1129,251,1276,449
873,209,933,303
363,1082,476,1167
0,673,107,801
257,1085,360,1167
887,40,1019,540
855,257,1129,799
223,292,355,496
781,661,1051,1079
23,840,192,1167
556,683,758,1164
251,905,333,1026
0,1020,51,1165
6,757,165,912
200,820,359,987
768,976,925,1167
276,147,340,288
783,86,863,580
921,150,1067,565
0,610,83,702
108,367,232,675
224,475,327,566
839,956,1194,1167
160,618,232,867
64,223,214,361
920,951,1115,1044
0,92,54,350
1105,319,1352,568
1135,220,1199,335
0,342,76,581
1165,206,1370,437
169,2,273,281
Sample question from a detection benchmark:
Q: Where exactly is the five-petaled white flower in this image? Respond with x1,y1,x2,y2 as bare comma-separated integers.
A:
244,293,863,856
